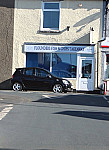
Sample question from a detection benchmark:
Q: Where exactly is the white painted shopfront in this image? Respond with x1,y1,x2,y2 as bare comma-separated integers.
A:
101,38,109,92
24,44,95,91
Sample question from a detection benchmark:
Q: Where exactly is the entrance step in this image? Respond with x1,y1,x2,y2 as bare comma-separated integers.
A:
73,89,101,94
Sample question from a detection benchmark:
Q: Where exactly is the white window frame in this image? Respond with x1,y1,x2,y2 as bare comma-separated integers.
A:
41,2,60,31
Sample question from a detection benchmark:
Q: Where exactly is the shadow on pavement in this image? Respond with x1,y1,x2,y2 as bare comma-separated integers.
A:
54,110,109,121
0,148,54,150
34,94,109,108
0,149,21,150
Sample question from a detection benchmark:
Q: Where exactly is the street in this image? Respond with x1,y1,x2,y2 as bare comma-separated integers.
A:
0,90,109,150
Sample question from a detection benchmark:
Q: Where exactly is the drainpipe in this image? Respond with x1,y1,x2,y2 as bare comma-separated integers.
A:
90,27,94,44
97,0,108,89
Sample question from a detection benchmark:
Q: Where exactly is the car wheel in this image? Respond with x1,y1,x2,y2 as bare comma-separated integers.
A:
53,84,63,93
12,82,23,91
64,90,67,93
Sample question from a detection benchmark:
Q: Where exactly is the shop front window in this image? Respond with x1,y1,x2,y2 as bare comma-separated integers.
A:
105,54,109,78
52,53,77,78
26,53,50,71
26,53,77,78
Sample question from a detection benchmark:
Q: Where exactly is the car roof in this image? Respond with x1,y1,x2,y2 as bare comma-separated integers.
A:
15,67,50,72
16,67,44,70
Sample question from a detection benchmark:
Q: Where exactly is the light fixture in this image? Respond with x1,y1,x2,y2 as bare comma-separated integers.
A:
67,26,70,31
90,27,94,31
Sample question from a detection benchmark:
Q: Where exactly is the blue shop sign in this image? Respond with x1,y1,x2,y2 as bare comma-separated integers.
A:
24,44,94,54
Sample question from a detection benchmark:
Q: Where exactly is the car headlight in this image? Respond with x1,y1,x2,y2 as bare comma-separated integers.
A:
62,80,69,85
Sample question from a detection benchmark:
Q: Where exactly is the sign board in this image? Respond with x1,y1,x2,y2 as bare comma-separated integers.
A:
101,37,109,48
24,44,94,54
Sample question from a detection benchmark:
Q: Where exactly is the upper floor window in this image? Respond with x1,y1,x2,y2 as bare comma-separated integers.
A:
41,2,60,31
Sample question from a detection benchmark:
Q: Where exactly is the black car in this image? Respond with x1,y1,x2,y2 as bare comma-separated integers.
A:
11,67,73,93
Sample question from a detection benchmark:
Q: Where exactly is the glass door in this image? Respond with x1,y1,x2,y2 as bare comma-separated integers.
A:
78,57,94,91
81,60,92,79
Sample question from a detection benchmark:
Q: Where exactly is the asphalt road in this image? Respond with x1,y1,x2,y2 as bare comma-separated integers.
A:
0,90,109,150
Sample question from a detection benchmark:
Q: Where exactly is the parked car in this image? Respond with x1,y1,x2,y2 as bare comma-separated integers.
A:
11,67,73,93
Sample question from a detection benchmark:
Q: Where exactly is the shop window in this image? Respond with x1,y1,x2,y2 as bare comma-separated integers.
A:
26,53,50,71
41,2,60,30
105,54,109,78
26,53,77,78
52,53,77,78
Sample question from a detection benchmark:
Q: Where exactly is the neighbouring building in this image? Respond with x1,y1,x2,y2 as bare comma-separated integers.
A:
0,0,15,89
0,0,106,91
101,1,109,91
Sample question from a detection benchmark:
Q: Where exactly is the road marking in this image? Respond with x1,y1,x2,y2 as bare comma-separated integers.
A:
42,95,51,99
0,98,3,101
42,95,61,99
42,94,65,99
0,104,13,121
103,95,108,101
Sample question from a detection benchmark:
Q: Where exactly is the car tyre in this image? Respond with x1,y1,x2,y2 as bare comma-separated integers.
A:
53,84,63,93
12,82,23,91
64,90,67,93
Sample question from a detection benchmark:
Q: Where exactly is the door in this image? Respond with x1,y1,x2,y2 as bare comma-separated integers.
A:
78,57,94,91
34,68,54,90
22,68,35,88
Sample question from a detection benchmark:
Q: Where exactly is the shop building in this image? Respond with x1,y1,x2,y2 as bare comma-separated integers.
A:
101,38,109,90
24,44,95,91
0,0,105,91
12,0,104,91
100,1,109,91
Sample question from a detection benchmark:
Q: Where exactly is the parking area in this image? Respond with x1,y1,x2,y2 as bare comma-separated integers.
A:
0,90,109,150
0,90,109,107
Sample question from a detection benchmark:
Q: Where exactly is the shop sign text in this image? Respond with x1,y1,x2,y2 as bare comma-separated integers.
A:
24,45,94,54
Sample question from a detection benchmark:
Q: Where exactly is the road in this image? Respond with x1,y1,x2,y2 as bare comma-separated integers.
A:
0,90,109,150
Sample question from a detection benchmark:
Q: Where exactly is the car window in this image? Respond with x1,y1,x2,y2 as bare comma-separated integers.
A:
38,69,49,78
25,69,33,76
16,69,24,75
35,68,39,76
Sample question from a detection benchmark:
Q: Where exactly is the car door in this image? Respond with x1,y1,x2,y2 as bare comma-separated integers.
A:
22,68,35,89
34,68,54,90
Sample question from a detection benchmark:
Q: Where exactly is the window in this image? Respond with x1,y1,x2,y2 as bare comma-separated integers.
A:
82,60,92,79
41,2,60,31
35,68,39,76
26,53,50,71
26,53,77,78
16,69,24,75
38,69,49,78
52,53,77,78
105,54,109,78
25,69,34,76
